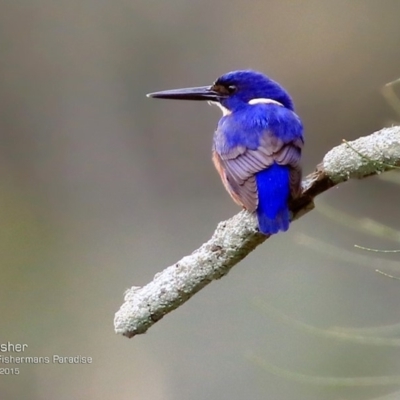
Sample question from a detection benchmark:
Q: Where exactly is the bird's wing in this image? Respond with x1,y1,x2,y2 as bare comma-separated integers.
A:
214,130,303,213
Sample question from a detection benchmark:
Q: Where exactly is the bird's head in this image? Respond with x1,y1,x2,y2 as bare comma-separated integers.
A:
147,70,294,114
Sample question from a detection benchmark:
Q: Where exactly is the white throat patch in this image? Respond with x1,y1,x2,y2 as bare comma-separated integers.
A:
248,98,283,107
208,101,231,116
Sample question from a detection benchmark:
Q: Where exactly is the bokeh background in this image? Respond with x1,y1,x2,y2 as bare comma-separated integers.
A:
1,1,400,399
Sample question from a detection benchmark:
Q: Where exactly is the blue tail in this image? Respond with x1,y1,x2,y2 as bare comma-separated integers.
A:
255,164,290,235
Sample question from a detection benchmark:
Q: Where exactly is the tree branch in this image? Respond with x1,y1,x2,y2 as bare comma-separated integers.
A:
114,126,400,338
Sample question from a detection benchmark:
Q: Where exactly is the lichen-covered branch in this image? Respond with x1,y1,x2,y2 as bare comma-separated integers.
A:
114,126,400,338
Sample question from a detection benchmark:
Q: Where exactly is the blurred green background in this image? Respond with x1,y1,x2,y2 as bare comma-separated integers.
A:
1,1,400,399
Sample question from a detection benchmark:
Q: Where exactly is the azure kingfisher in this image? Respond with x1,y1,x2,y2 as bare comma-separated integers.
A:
147,70,304,235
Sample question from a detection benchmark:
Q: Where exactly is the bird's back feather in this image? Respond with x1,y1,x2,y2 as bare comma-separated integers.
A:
213,103,303,235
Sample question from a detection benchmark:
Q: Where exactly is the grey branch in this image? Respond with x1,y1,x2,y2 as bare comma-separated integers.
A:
114,126,400,338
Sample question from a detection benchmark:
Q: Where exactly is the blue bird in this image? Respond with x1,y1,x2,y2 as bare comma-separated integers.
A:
147,70,304,235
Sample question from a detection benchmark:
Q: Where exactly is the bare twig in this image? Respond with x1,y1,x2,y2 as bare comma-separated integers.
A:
114,126,400,338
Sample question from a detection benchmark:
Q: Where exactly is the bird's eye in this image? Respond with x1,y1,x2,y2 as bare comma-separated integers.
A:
211,83,236,96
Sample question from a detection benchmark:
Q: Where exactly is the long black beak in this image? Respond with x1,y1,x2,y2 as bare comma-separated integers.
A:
147,86,222,101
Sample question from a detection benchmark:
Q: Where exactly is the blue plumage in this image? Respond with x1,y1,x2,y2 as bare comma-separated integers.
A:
147,69,304,235
255,165,290,234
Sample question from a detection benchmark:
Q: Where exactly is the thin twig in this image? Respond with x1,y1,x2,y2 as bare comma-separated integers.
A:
355,244,400,253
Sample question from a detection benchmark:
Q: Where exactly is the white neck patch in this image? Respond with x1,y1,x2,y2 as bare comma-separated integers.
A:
208,101,231,116
208,98,283,116
248,98,283,106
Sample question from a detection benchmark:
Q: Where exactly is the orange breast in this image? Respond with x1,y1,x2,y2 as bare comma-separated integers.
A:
212,151,245,208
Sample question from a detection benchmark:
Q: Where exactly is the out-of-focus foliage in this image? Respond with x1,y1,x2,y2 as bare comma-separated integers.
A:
1,1,400,400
